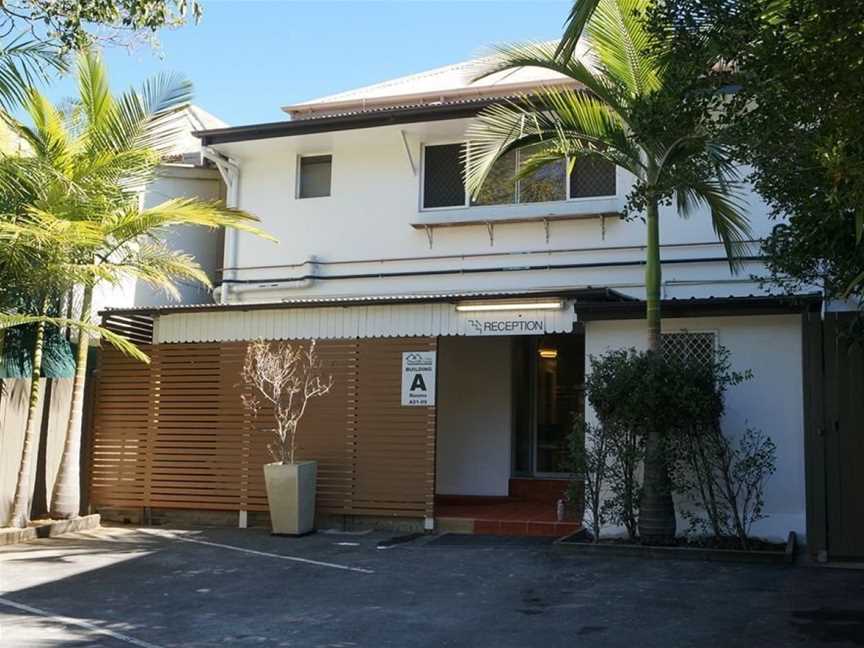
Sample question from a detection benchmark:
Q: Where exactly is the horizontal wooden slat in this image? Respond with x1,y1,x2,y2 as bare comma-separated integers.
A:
90,337,437,519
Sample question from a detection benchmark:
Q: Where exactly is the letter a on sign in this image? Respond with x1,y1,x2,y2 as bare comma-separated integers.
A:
401,351,436,406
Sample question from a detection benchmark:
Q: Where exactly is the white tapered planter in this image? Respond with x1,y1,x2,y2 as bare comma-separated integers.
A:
263,461,317,535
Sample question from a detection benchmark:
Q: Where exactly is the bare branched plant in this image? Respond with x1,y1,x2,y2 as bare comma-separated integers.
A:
240,339,333,465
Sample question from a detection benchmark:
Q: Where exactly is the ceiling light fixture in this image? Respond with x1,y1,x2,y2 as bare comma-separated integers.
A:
455,299,564,312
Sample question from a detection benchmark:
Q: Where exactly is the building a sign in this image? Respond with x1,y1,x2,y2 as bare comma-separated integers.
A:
401,351,436,406
465,317,546,336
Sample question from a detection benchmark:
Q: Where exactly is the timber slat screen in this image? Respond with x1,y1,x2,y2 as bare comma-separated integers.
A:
90,338,437,519
804,311,864,560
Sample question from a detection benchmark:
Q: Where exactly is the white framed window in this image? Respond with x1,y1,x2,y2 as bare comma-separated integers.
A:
297,154,332,199
420,141,617,211
661,331,718,367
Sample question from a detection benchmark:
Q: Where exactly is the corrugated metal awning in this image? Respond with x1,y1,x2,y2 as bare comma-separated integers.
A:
102,289,634,344
155,299,578,343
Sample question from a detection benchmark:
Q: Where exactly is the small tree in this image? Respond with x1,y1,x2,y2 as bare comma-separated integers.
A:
241,339,333,465
673,424,776,549
586,348,723,542
564,416,613,542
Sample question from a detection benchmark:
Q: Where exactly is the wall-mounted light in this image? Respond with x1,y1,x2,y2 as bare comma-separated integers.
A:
455,298,564,312
539,348,558,359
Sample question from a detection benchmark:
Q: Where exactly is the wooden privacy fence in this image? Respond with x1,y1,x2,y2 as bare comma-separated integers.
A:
803,311,864,560
90,338,437,519
0,378,74,523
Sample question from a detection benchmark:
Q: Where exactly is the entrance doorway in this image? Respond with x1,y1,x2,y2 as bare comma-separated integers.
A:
512,331,585,477
433,330,585,536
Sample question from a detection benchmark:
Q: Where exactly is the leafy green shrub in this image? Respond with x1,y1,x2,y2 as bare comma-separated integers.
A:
586,348,711,540
563,416,613,542
673,425,777,549
582,346,777,546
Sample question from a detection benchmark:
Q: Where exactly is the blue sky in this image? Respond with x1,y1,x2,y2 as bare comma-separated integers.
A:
42,0,571,126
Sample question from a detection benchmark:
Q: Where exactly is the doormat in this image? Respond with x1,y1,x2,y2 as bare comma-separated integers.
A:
427,533,556,547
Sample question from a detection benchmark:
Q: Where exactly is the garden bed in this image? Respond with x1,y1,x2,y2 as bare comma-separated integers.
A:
556,529,797,565
0,514,101,546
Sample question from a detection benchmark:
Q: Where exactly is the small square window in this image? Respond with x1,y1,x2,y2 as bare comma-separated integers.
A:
298,155,332,199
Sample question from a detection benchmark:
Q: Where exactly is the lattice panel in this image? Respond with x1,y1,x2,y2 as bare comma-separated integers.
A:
661,332,717,367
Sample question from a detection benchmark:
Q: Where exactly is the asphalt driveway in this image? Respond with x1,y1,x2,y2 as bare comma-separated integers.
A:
1,526,863,647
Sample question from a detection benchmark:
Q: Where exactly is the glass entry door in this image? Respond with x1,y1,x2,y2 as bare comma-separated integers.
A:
513,333,585,476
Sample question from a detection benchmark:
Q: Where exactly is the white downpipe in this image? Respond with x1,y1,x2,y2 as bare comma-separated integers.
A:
203,147,240,305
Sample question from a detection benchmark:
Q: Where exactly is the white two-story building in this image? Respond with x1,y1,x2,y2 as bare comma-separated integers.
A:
93,56,816,541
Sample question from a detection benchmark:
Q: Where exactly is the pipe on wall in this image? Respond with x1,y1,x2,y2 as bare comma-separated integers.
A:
217,255,766,297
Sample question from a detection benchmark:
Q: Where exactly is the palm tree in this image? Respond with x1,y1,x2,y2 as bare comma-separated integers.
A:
465,0,751,542
0,52,272,526
0,37,65,381
0,215,148,528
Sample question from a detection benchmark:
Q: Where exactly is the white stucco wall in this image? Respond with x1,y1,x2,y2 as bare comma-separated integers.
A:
213,119,779,304
436,336,512,496
584,314,805,542
91,165,225,316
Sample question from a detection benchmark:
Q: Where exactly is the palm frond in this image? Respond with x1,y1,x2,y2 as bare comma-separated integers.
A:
8,89,73,168
0,36,66,111
556,0,602,61
80,50,192,162
107,241,212,300
0,312,148,363
586,0,661,98
106,72,193,157
77,50,114,133
465,88,641,198
473,41,628,117
105,198,275,246
675,178,753,272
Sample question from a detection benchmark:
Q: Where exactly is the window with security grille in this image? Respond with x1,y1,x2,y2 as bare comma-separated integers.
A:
423,144,466,208
661,332,717,367
569,156,616,198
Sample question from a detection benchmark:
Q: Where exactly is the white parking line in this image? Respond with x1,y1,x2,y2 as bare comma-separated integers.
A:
0,596,163,648
139,529,375,574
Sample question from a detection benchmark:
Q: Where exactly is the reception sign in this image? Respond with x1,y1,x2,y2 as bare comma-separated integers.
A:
465,316,547,336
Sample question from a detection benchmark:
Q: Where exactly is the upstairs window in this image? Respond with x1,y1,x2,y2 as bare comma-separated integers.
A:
520,145,567,203
423,144,465,208
472,145,567,205
422,142,615,210
570,156,617,198
298,155,332,198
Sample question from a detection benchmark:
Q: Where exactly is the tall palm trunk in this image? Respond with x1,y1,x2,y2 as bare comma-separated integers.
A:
645,196,662,351
638,195,677,543
8,301,48,528
50,286,92,519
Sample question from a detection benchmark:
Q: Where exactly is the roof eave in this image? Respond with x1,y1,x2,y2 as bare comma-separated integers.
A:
575,294,823,321
193,99,497,147
98,287,634,319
